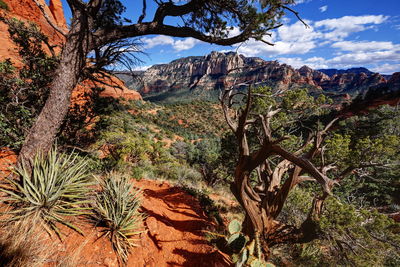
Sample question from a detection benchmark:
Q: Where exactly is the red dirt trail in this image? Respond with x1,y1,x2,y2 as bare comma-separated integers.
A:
52,180,232,266
0,150,231,266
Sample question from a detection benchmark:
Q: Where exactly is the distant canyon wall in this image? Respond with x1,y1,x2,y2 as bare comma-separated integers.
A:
129,51,398,108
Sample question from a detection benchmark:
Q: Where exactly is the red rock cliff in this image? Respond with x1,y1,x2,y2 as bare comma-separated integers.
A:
0,0,141,101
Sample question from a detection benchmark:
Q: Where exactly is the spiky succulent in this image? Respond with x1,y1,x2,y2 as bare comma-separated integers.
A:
0,147,94,237
92,174,143,264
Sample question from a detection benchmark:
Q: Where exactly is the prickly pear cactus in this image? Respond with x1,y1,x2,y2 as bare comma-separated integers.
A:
228,219,242,234
226,220,274,267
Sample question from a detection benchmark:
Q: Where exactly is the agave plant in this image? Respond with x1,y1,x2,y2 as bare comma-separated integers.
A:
92,174,144,264
0,147,94,237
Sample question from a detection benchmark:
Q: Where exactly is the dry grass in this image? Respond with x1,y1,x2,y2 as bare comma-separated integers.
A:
54,234,90,267
0,215,51,267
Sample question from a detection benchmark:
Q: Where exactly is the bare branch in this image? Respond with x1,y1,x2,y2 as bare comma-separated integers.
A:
32,0,67,37
271,144,338,194
138,0,147,23
153,0,199,24
282,5,308,27
259,39,275,46
95,22,257,48
322,117,340,134
219,89,238,132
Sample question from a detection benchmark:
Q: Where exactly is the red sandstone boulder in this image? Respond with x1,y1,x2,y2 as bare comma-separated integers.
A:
0,0,141,101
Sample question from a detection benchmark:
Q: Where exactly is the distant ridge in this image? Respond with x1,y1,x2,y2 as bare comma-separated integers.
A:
317,67,374,77
116,51,399,105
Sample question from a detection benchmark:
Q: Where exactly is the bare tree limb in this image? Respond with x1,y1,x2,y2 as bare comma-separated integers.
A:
138,0,147,23
32,0,68,37
271,144,338,194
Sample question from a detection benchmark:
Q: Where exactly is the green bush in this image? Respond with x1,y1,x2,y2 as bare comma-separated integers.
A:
0,19,58,149
91,174,144,264
0,148,94,237
276,188,400,266
0,0,9,10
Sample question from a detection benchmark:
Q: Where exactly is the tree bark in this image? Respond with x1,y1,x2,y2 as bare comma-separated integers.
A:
18,16,88,163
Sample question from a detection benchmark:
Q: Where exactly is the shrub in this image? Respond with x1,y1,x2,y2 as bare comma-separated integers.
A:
0,0,9,10
0,18,58,149
91,174,144,264
182,186,223,225
275,188,400,266
0,148,93,237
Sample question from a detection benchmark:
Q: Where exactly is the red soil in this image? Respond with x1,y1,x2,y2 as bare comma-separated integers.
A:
128,180,231,266
0,148,17,179
48,180,231,266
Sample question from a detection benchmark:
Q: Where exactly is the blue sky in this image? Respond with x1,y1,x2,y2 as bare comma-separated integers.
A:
60,0,400,74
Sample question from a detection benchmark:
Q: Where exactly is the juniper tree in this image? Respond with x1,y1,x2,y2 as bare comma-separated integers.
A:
219,83,400,260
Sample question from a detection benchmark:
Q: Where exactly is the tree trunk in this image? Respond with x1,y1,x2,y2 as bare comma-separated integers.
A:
18,18,88,163
232,159,323,258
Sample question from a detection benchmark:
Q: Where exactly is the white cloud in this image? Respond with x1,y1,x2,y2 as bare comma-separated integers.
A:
236,21,319,56
279,45,400,73
319,5,328,13
133,65,152,71
328,50,400,66
332,41,399,52
143,35,174,49
173,38,200,51
277,57,329,69
278,20,321,42
143,36,201,51
314,15,389,41
294,0,313,4
231,15,390,58
370,63,400,74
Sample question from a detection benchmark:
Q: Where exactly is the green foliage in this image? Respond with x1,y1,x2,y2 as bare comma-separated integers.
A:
323,105,400,207
91,99,230,188
0,148,93,237
95,0,126,29
277,187,400,266
0,0,8,10
91,174,143,264
319,197,400,266
0,18,58,149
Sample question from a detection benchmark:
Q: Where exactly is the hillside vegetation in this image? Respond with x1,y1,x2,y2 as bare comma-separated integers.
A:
0,12,399,267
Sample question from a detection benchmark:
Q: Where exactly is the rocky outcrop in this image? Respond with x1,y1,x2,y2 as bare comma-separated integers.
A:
318,67,374,77
73,75,142,102
132,51,389,102
49,0,67,28
0,0,66,65
138,52,327,95
0,0,141,101
338,71,400,117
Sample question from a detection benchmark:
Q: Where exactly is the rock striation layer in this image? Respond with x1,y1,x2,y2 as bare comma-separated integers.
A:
128,51,398,105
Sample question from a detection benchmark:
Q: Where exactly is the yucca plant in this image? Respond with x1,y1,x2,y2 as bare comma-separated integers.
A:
92,175,144,264
0,147,94,237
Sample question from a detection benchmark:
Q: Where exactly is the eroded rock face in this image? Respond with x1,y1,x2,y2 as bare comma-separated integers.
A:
49,0,67,28
140,52,324,94
0,0,66,65
135,51,388,99
0,0,141,101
